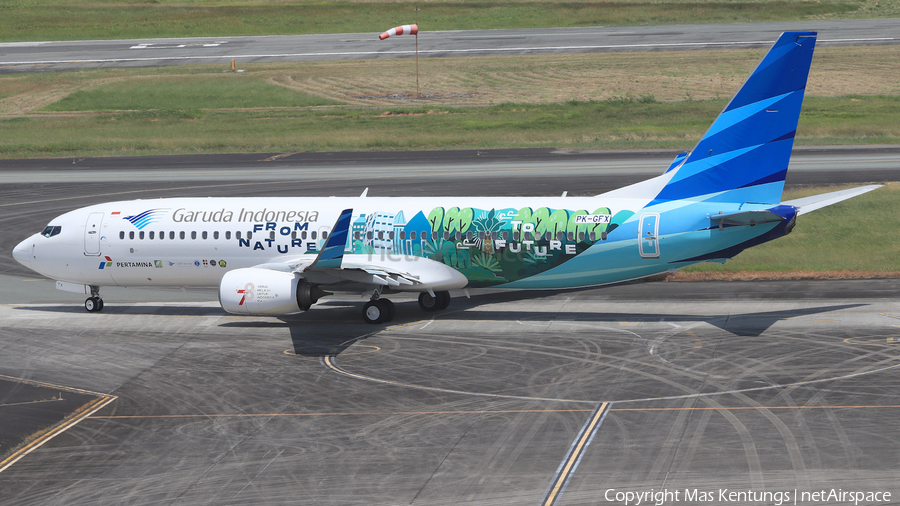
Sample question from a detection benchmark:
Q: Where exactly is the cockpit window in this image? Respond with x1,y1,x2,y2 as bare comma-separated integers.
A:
41,226,62,238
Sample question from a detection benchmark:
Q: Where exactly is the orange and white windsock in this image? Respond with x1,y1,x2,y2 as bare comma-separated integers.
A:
379,24,418,40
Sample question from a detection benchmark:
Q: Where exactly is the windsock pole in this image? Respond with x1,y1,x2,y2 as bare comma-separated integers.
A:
415,5,419,96
378,22,420,95
415,30,419,95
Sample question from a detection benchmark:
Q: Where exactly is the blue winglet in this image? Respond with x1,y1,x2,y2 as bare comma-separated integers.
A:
651,31,817,206
308,208,353,270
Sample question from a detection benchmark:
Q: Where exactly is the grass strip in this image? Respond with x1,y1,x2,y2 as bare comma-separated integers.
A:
682,183,900,276
0,0,871,42
2,95,899,158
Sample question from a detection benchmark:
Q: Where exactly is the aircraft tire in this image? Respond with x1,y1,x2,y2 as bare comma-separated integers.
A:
380,299,395,322
84,297,103,312
436,291,451,310
418,292,439,312
363,300,385,324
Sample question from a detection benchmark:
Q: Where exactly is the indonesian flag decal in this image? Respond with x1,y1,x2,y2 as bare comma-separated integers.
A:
379,24,418,40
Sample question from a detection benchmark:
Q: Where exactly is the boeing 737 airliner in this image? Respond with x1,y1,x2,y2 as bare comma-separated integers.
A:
12,32,880,323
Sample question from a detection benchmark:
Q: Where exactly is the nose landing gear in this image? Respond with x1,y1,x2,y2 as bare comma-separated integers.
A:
84,286,104,312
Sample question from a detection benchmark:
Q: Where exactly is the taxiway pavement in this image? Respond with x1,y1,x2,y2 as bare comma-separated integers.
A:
1,148,899,504
1,281,900,505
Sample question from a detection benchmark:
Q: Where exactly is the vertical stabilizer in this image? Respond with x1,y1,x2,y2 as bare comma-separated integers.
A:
650,31,817,205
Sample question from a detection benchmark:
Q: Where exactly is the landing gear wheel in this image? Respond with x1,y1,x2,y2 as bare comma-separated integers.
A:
84,297,103,313
380,299,395,322
418,292,439,312
436,291,451,310
363,299,394,324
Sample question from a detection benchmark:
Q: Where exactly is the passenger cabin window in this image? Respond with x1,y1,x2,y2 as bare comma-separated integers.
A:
169,231,175,240
139,231,145,240
180,231,185,240
191,231,197,240
202,231,208,240
410,231,416,240
149,231,155,239
119,231,125,240
225,231,231,240
213,231,218,240
236,231,241,240
129,231,135,240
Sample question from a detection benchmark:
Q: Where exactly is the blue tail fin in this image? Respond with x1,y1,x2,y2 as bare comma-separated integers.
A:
651,31,817,205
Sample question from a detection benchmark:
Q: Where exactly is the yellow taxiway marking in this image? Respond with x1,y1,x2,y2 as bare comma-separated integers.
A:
542,402,610,506
0,374,116,475
90,409,596,419
86,404,900,421
843,336,900,346
609,405,900,412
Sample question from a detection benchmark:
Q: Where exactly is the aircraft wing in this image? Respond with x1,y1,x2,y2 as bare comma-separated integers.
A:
253,208,466,291
782,185,882,215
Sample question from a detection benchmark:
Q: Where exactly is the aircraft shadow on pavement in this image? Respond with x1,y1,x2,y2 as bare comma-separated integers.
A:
11,305,227,316
441,293,867,338
220,315,372,357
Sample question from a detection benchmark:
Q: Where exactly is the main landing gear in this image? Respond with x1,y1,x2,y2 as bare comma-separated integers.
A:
418,291,450,312
362,297,395,324
361,290,451,324
84,285,104,313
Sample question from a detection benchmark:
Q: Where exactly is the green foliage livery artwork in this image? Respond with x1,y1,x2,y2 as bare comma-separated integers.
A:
346,206,635,287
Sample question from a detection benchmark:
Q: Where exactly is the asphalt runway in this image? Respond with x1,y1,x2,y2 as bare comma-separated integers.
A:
1,149,899,504
1,19,898,73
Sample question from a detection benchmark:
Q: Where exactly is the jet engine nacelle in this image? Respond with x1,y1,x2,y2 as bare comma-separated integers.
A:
218,268,326,315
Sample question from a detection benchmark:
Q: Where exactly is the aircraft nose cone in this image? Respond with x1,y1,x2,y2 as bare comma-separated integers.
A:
12,238,32,268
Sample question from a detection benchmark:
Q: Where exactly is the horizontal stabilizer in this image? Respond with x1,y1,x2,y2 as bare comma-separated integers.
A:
711,209,787,227
782,185,881,215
